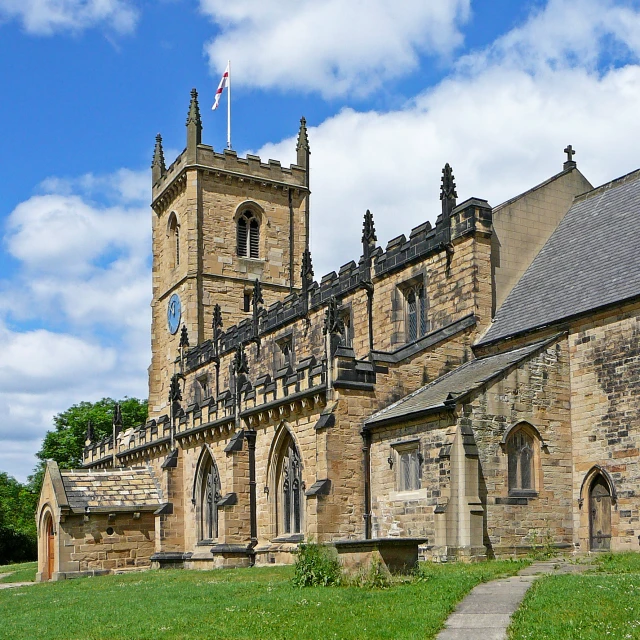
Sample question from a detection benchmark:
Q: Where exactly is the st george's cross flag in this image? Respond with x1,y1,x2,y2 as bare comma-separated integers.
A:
212,63,229,111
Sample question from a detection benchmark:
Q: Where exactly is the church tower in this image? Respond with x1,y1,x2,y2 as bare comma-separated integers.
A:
148,89,310,415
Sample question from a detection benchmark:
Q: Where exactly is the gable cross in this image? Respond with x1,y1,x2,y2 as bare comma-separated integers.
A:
564,145,575,163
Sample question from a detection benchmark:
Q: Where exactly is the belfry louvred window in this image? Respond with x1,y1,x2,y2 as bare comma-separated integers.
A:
237,211,260,258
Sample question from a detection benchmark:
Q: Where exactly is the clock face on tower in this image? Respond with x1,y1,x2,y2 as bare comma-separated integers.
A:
167,293,181,334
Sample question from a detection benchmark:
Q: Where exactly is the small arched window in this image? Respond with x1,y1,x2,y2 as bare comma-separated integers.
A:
168,212,180,268
507,429,534,493
237,211,260,259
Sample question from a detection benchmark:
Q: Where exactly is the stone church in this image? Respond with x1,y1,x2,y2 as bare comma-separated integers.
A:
36,89,640,580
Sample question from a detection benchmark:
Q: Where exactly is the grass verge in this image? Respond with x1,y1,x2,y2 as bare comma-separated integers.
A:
0,561,37,583
509,553,640,640
0,560,525,640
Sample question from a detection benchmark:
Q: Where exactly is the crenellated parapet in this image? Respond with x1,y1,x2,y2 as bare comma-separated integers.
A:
152,147,308,215
83,357,328,467
176,167,493,369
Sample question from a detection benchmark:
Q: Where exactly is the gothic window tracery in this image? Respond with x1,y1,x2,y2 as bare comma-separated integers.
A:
196,450,221,542
404,282,427,342
278,435,302,535
507,429,535,493
237,211,260,259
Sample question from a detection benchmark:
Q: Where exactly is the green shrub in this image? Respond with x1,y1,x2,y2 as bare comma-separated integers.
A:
361,556,391,589
292,542,342,587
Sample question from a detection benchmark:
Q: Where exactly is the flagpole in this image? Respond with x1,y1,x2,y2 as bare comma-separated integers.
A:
227,60,231,149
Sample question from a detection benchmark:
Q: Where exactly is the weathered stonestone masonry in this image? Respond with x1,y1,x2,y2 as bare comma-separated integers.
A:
42,94,637,580
466,339,573,556
36,462,164,580
491,167,592,312
368,413,453,543
569,302,640,552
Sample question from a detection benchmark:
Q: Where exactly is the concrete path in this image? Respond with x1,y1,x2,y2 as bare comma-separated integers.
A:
436,558,593,640
0,572,36,590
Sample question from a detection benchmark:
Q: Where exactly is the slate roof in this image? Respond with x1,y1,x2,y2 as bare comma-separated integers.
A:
364,339,553,427
479,169,640,346
60,467,163,511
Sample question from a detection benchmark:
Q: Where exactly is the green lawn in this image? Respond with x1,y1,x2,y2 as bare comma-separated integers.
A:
0,560,524,640
509,553,640,640
0,561,37,583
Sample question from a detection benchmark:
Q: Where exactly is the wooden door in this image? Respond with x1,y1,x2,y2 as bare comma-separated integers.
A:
590,476,612,551
46,517,55,580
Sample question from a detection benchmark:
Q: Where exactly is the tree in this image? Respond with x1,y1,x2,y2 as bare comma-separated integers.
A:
30,397,148,492
0,472,38,564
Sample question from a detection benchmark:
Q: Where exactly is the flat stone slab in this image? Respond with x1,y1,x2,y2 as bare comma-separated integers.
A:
446,613,512,628
438,629,506,640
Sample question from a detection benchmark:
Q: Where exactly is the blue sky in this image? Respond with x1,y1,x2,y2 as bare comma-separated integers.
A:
2,0,640,482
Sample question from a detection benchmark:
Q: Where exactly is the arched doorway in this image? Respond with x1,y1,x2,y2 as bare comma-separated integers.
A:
44,513,55,580
589,475,612,551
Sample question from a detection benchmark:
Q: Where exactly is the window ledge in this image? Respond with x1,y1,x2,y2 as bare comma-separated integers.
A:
238,256,265,264
495,491,538,506
390,488,427,501
272,534,304,543
508,490,538,498
196,540,217,547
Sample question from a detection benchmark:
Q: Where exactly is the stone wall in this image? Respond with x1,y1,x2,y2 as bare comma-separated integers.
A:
492,167,592,312
466,339,573,556
369,413,454,544
55,512,156,577
569,301,640,552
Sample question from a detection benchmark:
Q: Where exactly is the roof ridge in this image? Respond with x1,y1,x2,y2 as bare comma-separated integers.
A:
573,166,640,204
493,167,581,213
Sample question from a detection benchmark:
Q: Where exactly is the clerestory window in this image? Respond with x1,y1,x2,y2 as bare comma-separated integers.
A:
405,285,427,342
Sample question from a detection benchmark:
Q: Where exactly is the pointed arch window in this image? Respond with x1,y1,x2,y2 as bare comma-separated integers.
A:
168,212,180,268
506,428,536,494
277,435,303,535
404,282,428,342
237,211,260,259
195,450,221,542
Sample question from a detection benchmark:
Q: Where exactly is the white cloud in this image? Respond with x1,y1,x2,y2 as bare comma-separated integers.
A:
253,0,640,279
0,169,151,481
0,0,138,35
460,0,640,75
0,326,116,393
200,0,471,98
5,194,148,278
